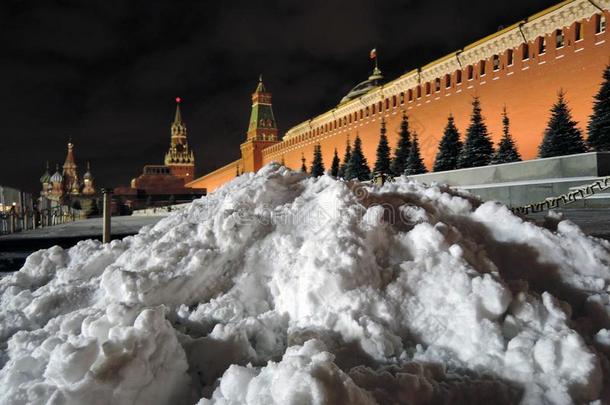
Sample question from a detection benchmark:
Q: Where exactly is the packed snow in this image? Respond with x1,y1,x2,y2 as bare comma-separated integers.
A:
1,163,610,404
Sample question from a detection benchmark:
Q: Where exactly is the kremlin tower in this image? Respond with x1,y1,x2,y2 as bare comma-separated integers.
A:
164,97,196,181
240,75,280,172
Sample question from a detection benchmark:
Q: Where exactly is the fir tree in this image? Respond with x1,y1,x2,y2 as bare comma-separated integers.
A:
433,114,462,172
330,148,340,177
310,144,325,177
492,107,521,164
587,65,610,151
345,135,371,180
390,113,411,176
338,138,352,178
404,132,427,175
538,90,587,158
458,97,494,168
300,153,307,173
373,119,391,176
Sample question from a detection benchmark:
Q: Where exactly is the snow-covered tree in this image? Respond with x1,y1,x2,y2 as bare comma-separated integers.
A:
433,114,462,172
338,138,351,178
538,90,587,158
588,65,610,151
373,119,391,176
330,148,340,177
492,107,521,164
458,97,494,168
310,144,325,177
391,113,411,176
346,135,371,180
405,132,427,175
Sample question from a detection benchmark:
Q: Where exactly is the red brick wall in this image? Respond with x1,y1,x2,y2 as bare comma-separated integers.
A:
264,14,609,173
187,160,241,191
191,9,610,192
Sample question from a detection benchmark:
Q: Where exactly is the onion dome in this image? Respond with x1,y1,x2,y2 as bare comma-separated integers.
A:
50,164,63,183
83,161,93,180
39,162,51,184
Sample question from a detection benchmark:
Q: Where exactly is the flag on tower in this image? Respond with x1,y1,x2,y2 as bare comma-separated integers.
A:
370,48,377,60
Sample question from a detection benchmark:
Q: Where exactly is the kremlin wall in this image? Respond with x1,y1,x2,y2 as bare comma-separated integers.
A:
187,0,610,192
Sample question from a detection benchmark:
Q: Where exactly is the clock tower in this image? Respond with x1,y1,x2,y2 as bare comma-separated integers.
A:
164,97,196,181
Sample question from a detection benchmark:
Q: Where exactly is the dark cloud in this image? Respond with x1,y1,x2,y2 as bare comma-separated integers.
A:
0,0,558,192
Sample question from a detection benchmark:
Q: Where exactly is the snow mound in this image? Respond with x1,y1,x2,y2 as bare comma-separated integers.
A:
2,163,610,404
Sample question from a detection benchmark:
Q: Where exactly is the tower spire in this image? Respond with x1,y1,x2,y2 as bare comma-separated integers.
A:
247,76,277,140
174,97,182,124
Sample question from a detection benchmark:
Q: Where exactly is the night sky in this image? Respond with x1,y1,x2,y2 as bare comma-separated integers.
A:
1,0,559,193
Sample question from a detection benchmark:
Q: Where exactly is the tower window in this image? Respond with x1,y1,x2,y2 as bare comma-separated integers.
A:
399,92,405,104
385,98,390,110
555,29,564,48
445,74,451,88
360,110,363,119
522,43,529,60
596,14,606,34
456,70,462,84
372,104,376,114
417,86,421,98
408,89,414,101
425,82,430,95
507,49,514,66
538,37,546,54
366,107,369,117
392,95,397,107
378,101,383,111
435,78,441,92
493,54,500,71
467,65,473,80
575,22,583,41
479,60,486,76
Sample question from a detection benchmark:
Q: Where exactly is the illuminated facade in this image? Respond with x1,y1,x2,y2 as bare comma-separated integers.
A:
187,0,610,192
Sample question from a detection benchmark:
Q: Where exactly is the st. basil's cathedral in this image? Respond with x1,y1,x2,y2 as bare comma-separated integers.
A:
38,141,97,211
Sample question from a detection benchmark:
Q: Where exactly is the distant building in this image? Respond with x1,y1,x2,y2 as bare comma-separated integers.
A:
39,142,98,213
113,99,205,212
0,186,34,214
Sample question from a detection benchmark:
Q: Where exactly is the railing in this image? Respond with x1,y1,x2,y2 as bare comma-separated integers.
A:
511,176,610,215
0,205,85,235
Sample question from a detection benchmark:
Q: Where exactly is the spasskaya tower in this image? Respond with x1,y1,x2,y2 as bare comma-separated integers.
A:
164,97,196,181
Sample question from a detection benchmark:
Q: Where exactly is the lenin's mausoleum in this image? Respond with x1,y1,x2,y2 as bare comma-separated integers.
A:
187,0,610,192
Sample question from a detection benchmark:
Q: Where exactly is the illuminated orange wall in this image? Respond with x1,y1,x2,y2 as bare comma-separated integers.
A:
187,159,241,191
191,10,610,192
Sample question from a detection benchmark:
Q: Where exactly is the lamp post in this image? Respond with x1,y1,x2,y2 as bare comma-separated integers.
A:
102,188,113,243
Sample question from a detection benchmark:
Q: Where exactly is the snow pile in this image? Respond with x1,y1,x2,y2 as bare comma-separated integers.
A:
1,163,610,404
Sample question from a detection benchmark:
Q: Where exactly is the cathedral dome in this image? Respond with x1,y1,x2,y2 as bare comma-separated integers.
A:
40,163,51,184
340,66,384,104
50,166,63,183
83,162,93,180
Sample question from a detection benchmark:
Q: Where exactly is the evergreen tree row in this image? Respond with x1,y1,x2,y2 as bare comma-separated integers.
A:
432,98,521,171
301,64,610,178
